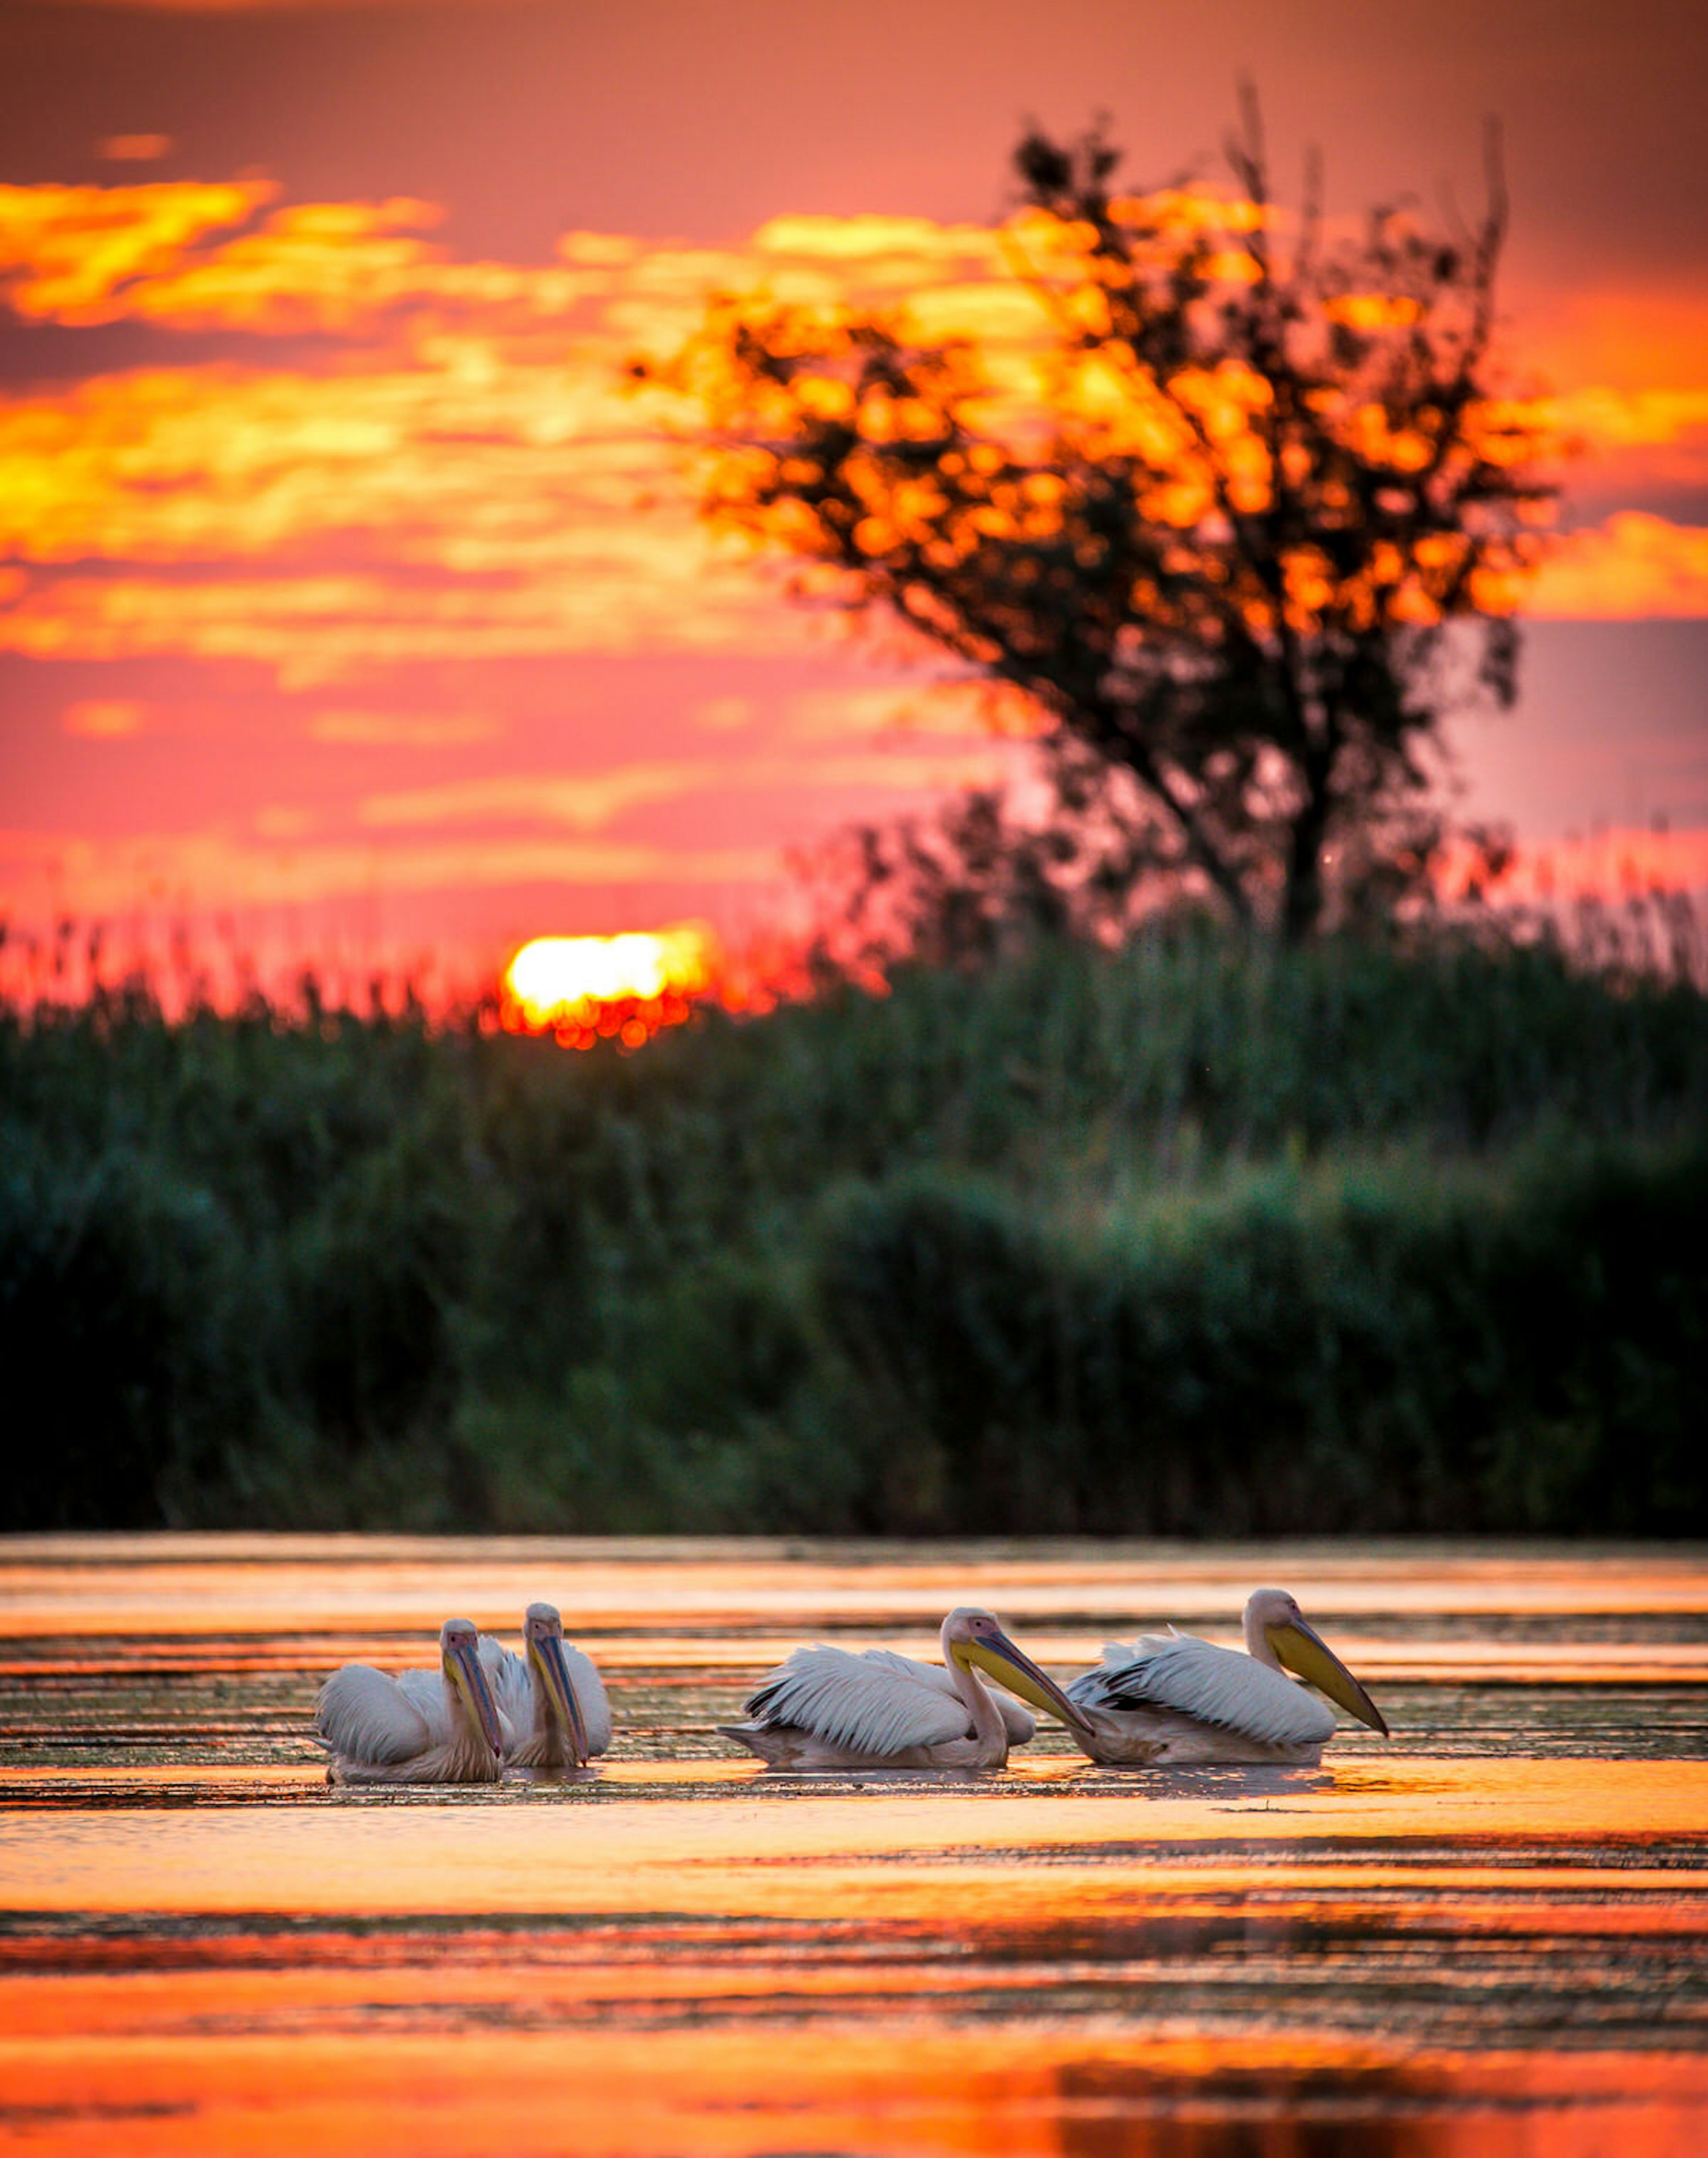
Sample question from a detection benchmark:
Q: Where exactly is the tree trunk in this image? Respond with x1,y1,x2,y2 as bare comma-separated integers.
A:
1280,752,1334,944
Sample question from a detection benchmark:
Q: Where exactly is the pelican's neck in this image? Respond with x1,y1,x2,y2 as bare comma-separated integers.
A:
1243,1597,1282,1670
442,1666,496,1779
528,1656,567,1763
941,1620,1008,1767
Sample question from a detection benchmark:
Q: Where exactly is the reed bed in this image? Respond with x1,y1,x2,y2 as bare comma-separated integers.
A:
4,906,1704,1533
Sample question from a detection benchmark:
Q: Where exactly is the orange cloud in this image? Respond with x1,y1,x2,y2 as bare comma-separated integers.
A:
0,352,681,565
1506,382,1708,504
1518,288,1708,399
0,180,632,336
1443,826,1708,904
1528,515,1708,618
0,558,790,685
358,746,1013,834
1546,387,1708,455
0,823,785,923
308,709,500,746
106,201,607,334
5,168,1705,976
358,762,727,834
0,179,273,319
98,136,174,163
781,680,1051,742
62,697,150,737
694,694,757,731
3,177,1704,723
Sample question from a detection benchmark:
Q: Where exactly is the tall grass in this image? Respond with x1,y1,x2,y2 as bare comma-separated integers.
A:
4,914,1704,1532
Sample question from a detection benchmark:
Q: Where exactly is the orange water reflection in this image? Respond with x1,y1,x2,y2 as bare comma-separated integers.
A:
0,1538,1704,2155
2,2028,1701,2158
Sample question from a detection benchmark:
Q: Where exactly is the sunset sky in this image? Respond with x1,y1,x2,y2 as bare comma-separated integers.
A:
3,0,1705,998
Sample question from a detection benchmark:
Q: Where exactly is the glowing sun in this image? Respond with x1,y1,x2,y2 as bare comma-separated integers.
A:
501,926,715,1044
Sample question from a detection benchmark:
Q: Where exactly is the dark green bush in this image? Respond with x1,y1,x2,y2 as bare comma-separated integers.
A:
0,1135,259,1525
2,920,1704,1531
805,1138,1708,1535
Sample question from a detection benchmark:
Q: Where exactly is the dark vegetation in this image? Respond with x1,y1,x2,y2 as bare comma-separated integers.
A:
4,910,1705,1534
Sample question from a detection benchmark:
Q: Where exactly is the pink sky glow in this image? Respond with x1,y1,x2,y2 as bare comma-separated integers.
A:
2,0,1705,998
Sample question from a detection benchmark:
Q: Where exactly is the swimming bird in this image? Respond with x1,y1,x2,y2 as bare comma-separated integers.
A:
720,1605,1098,1770
313,1617,506,1784
485,1602,611,1773
1065,1586,1390,1765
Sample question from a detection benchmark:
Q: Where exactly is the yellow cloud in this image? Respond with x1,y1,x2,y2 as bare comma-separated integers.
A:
0,824,785,923
0,179,273,319
358,746,1011,835
4,173,1704,717
309,710,500,746
62,698,150,738
359,762,723,832
0,557,792,685
694,694,756,731
782,679,1052,742
1529,515,1708,618
753,214,1002,268
1546,386,1708,452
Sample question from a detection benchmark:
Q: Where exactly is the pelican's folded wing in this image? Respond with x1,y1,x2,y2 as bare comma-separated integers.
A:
561,1642,613,1756
390,1663,529,1750
1067,1635,1172,1713
1068,1632,1334,1749
475,1640,533,1742
313,1664,434,1765
744,1645,973,1756
395,1667,451,1738
860,1648,1036,1742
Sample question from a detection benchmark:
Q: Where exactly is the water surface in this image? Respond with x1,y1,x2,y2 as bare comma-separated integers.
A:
1,1537,1704,2154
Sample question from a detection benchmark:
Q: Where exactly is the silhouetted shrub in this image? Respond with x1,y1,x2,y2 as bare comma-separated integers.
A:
0,1138,257,1526
2,921,1704,1530
804,1138,1708,1535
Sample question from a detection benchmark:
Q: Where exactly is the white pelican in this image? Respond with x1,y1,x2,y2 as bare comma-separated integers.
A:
313,1617,506,1784
1065,1587,1390,1765
720,1606,1098,1770
484,1602,612,1773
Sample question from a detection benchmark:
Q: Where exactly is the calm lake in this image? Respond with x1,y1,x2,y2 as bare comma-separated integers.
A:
1,1536,1705,2156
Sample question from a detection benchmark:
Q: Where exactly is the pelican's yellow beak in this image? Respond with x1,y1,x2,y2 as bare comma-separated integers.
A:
958,1629,1098,1741
531,1632,590,1766
1269,1618,1390,1737
446,1635,505,1759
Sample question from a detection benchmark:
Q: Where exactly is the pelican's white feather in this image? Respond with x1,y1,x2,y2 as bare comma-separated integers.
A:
394,1667,447,1721
312,1619,505,1783
559,1642,612,1754
312,1664,432,1765
1070,1632,1336,1750
743,1644,979,1757
859,1650,1035,1742
481,1642,533,1735
382,1624,610,1762
384,1643,523,1748
485,1636,612,1757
